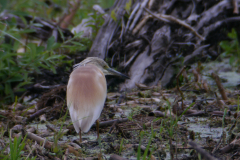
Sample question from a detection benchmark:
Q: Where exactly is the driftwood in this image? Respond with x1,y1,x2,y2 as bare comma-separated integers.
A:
189,141,218,160
20,130,81,156
88,0,240,89
109,154,128,160
88,0,129,59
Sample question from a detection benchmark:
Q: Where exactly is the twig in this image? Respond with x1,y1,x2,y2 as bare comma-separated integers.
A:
232,0,239,14
189,141,218,160
25,144,35,160
124,50,141,68
120,17,125,41
148,111,165,117
176,66,187,99
46,124,57,132
33,83,62,89
92,118,128,128
185,111,206,117
195,0,232,31
158,56,181,81
108,121,117,134
125,3,140,32
173,42,197,48
183,44,210,65
144,7,205,40
63,149,69,160
140,35,151,56
219,138,240,153
115,124,127,139
129,0,149,31
21,130,81,156
192,69,200,82
144,7,170,23
132,15,152,34
109,154,128,160
25,107,48,122
25,104,61,122
211,73,228,100
212,133,223,154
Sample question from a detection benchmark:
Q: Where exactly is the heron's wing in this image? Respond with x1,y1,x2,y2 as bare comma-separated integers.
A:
67,65,107,133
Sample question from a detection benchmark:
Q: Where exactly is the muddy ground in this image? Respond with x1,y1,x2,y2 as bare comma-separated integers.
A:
1,56,240,160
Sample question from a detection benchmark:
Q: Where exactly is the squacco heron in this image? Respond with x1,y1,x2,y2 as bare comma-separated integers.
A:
67,57,129,142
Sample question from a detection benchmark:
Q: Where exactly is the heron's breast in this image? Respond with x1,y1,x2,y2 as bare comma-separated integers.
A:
67,65,107,111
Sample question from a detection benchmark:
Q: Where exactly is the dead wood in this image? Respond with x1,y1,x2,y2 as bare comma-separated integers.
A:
212,73,228,100
109,154,128,160
189,140,218,160
148,111,165,117
92,118,128,128
88,0,129,59
219,138,240,153
87,0,240,89
25,107,48,122
21,130,81,157
176,66,187,98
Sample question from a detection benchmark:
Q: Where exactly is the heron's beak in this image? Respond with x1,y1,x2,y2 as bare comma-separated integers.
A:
107,68,130,79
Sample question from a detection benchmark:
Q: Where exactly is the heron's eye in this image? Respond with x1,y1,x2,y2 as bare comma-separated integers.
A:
103,65,108,69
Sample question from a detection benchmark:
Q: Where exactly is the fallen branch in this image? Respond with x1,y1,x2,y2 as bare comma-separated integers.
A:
232,0,239,14
25,107,48,122
189,141,218,160
109,154,128,160
92,118,128,128
211,73,228,100
176,66,187,99
21,130,81,157
144,8,205,40
219,138,240,153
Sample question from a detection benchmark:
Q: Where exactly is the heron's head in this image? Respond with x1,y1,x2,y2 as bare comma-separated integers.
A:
73,57,129,79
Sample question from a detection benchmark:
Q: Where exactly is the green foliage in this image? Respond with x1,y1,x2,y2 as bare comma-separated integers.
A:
127,106,141,120
0,0,105,105
86,12,105,40
4,135,26,160
125,0,132,14
142,125,153,160
119,138,124,154
0,26,68,104
110,9,117,21
165,102,195,138
137,131,144,160
220,28,240,66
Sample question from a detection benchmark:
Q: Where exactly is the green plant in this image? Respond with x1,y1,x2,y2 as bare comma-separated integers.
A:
119,138,124,154
220,28,240,66
0,0,117,105
52,107,69,155
238,95,239,112
165,101,195,138
127,106,141,120
159,101,195,159
137,131,144,160
4,135,27,160
0,22,90,105
0,33,66,104
136,125,156,160
142,125,154,160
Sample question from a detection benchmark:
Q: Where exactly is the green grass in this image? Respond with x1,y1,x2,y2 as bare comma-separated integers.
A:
220,28,240,66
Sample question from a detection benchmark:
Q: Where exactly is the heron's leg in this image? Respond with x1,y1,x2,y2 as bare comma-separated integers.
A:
79,128,82,143
96,120,100,140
